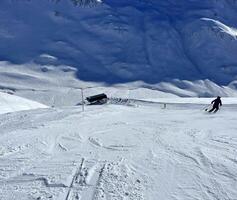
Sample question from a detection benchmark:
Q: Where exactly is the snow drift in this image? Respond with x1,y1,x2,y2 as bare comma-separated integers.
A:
0,91,48,114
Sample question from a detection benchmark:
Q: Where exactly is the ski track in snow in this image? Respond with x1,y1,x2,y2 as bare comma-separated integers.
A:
0,100,237,199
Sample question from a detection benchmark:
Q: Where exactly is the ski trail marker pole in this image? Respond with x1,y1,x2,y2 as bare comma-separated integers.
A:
81,88,84,112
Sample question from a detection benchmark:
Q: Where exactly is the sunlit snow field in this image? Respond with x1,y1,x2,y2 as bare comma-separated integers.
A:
0,89,237,200
1,0,237,199
0,56,237,200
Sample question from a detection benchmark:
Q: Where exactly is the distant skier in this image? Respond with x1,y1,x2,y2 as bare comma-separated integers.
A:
208,96,222,113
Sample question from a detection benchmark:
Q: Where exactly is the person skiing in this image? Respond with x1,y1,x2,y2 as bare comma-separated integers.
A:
208,96,222,113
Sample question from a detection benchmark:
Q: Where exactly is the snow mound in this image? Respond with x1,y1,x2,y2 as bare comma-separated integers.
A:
0,92,48,114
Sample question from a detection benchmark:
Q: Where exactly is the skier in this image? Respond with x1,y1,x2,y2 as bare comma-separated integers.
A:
208,96,222,113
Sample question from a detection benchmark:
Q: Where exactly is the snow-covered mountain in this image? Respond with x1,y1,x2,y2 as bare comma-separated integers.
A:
1,0,237,96
2,2,237,199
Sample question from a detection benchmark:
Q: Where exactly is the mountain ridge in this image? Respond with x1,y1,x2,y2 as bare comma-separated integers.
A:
0,0,237,91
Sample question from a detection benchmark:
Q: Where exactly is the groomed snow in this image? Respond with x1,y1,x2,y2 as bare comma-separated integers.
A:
0,98,237,199
0,91,48,114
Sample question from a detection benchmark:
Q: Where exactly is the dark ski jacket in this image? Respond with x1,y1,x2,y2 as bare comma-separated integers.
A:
211,98,222,108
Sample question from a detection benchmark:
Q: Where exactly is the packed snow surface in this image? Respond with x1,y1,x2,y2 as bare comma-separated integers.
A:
0,98,237,200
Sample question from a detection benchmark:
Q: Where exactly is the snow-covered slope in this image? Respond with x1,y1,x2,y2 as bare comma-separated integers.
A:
1,61,237,107
0,61,179,106
0,91,48,114
0,0,237,90
2,1,237,199
1,99,237,200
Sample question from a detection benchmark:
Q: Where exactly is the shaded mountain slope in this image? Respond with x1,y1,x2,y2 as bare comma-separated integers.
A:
0,0,237,85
